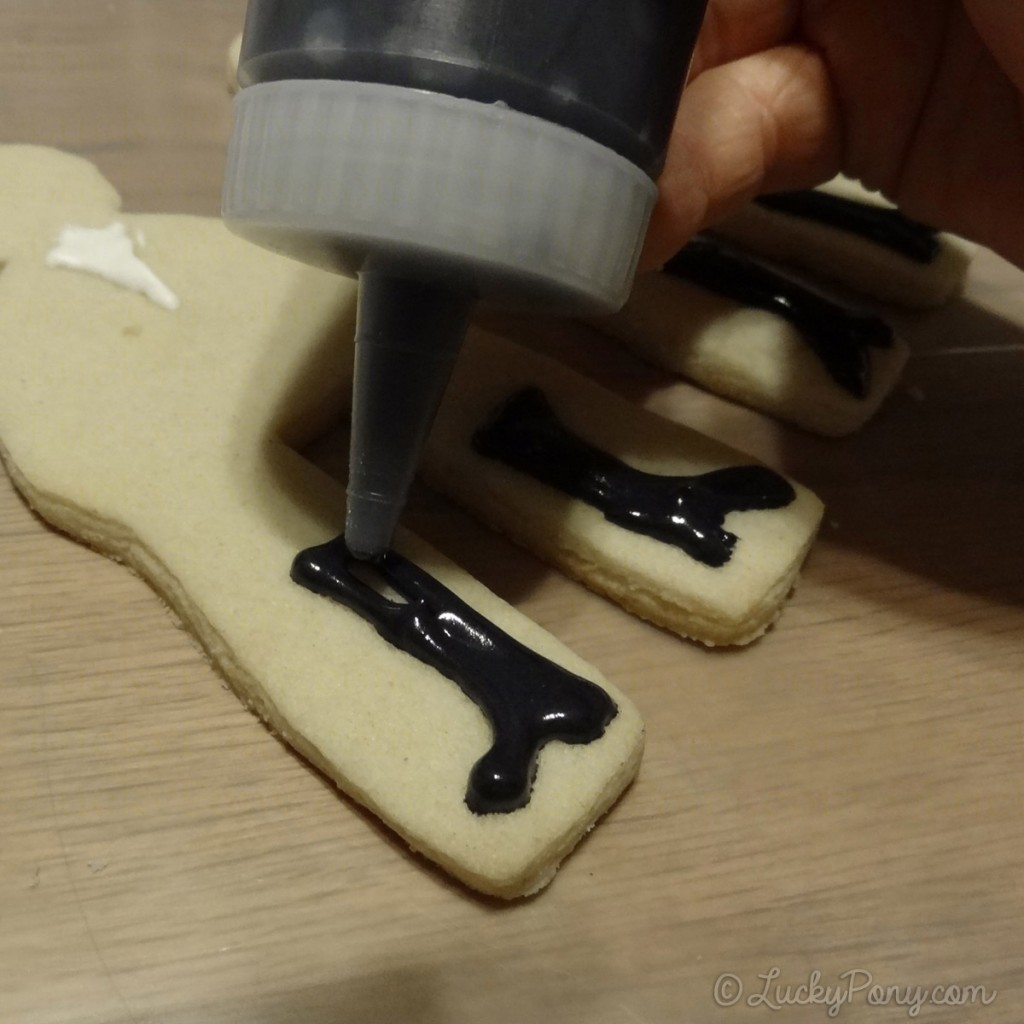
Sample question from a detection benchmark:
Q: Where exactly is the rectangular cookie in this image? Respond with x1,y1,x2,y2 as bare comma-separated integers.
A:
713,175,975,308
422,327,824,646
589,236,910,437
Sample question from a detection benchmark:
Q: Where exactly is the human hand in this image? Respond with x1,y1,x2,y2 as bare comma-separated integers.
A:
642,0,1024,270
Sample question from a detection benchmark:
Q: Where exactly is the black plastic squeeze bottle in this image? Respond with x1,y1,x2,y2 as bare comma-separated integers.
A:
223,0,708,557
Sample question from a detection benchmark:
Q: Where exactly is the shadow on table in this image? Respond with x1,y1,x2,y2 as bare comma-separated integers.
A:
181,955,612,1024
245,966,449,1024
780,296,1024,627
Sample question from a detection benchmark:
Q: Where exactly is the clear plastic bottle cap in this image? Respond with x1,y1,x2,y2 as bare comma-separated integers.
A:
223,79,657,314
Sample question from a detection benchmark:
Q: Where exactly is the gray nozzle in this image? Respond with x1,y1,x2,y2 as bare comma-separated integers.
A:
344,272,476,559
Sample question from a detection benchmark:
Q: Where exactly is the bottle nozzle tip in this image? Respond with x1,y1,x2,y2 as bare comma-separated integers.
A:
344,493,396,561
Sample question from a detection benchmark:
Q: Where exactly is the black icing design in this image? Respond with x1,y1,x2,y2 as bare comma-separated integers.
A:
756,189,941,264
472,388,795,568
291,537,617,815
665,236,893,398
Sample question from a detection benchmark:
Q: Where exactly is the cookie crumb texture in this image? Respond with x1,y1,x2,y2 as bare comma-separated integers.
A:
0,146,646,899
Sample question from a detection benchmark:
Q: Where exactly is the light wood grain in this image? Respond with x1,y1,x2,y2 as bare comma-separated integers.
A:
1,3,1022,1022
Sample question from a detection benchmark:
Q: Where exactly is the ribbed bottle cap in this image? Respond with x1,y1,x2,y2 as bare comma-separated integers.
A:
223,79,656,314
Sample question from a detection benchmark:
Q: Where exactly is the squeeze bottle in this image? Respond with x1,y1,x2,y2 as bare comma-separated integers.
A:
223,0,708,557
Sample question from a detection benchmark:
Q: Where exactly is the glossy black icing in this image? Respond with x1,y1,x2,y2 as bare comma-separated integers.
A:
291,537,617,815
756,189,941,264
473,388,795,568
665,236,894,398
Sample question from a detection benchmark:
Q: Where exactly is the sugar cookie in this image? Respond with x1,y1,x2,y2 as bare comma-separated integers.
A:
591,236,910,437
0,146,644,899
713,176,974,308
422,326,824,646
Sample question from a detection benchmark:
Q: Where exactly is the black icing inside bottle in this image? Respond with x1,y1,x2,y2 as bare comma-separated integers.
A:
756,189,941,264
665,236,894,398
291,537,617,815
239,0,707,176
472,388,795,568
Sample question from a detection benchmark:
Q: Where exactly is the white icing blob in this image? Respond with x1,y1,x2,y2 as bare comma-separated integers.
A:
45,222,180,310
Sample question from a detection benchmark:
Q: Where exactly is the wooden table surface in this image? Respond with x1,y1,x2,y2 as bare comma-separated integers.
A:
2,4,1022,1022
